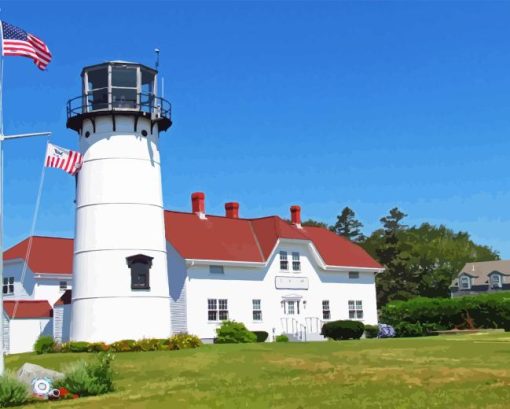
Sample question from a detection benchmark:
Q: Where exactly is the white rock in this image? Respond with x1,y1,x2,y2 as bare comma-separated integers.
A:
16,363,64,389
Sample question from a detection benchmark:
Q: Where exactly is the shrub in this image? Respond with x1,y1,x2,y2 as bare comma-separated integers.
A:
87,342,110,353
215,320,257,344
0,372,29,407
69,341,90,353
395,322,424,338
275,335,289,343
55,352,114,397
136,338,161,352
165,333,202,350
321,320,365,340
364,325,379,339
110,339,138,353
34,335,55,354
251,331,269,343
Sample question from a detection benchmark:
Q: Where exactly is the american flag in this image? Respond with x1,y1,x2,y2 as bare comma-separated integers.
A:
1,21,52,70
45,143,83,176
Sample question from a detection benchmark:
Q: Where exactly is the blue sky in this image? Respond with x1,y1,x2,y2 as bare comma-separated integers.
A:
2,1,510,257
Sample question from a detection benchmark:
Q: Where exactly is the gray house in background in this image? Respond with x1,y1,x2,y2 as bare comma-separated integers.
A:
450,260,510,297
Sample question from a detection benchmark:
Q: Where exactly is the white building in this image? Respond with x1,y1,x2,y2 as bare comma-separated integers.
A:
2,60,383,352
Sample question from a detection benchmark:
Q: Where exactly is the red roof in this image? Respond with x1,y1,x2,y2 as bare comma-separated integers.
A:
4,212,381,274
4,236,73,275
4,300,52,319
164,211,381,269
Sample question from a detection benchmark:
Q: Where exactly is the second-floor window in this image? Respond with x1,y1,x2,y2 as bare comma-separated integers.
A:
252,299,262,321
491,274,502,288
348,300,363,319
280,251,288,270
292,252,301,271
460,276,470,290
322,300,331,320
3,277,13,295
208,298,228,321
59,281,67,291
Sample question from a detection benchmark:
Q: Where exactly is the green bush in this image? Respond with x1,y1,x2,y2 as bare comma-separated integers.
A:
69,341,90,353
0,372,29,407
136,338,161,352
395,322,424,338
215,320,257,344
87,342,110,353
275,335,289,342
34,335,55,354
321,320,365,340
165,333,202,350
364,325,379,339
110,339,138,353
251,331,269,343
380,293,510,332
55,352,114,397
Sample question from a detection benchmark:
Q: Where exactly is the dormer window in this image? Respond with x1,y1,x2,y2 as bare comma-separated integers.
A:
292,252,301,271
491,273,502,288
460,276,470,290
280,251,288,271
126,254,153,290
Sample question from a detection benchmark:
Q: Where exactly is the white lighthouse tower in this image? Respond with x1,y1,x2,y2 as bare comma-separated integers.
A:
66,61,172,342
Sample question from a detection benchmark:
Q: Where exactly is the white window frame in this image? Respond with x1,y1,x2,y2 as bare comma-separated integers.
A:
348,300,363,320
491,274,502,288
3,277,14,295
252,299,262,321
460,276,470,290
280,251,288,271
348,271,359,279
207,298,229,322
292,252,301,271
322,300,331,320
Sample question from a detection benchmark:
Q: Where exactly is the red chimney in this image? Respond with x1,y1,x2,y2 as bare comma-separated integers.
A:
225,202,239,218
290,205,302,227
191,192,205,218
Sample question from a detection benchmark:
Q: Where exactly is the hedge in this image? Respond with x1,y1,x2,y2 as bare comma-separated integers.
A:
381,293,510,334
321,320,365,340
251,331,269,343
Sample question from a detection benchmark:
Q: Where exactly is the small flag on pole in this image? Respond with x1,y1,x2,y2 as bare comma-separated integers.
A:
45,143,82,175
1,21,52,70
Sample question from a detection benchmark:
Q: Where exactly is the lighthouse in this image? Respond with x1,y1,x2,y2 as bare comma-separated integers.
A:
66,61,172,342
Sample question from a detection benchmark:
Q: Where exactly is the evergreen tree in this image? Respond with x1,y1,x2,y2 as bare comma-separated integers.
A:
330,207,365,242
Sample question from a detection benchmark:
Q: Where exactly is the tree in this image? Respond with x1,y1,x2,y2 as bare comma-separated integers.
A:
301,219,328,228
330,207,365,242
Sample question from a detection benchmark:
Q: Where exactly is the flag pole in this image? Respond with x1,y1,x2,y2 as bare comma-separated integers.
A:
0,18,6,376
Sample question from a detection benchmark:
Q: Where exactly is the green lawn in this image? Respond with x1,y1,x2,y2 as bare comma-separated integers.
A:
7,332,510,408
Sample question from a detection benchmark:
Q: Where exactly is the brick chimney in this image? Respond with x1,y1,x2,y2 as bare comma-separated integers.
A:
290,205,302,228
225,202,239,218
191,192,206,219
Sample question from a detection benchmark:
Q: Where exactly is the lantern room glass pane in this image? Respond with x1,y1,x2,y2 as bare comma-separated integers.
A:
112,67,137,87
87,68,108,90
112,88,137,109
86,67,108,111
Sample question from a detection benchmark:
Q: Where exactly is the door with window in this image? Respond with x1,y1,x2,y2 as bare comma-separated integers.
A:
282,299,301,316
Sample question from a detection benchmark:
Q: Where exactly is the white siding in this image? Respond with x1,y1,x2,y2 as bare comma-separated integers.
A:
3,313,9,354
8,318,51,354
53,305,71,343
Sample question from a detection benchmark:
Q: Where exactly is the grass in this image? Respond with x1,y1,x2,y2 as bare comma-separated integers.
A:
6,332,510,408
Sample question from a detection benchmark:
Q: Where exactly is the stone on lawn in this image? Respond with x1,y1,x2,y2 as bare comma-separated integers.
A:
16,363,64,389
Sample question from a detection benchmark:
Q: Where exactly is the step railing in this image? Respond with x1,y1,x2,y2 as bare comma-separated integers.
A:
305,317,325,334
280,317,307,341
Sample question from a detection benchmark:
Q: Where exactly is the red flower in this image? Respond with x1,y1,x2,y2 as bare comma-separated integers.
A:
58,387,70,397
72,394,79,399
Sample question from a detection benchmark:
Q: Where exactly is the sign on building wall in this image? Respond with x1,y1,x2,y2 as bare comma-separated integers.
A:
275,276,309,290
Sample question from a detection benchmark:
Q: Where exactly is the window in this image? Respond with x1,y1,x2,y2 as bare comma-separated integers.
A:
348,300,363,319
322,300,331,320
209,265,224,274
491,274,502,288
59,281,67,291
280,251,288,270
348,271,359,279
208,298,228,321
2,277,13,295
252,299,262,321
292,252,301,271
460,276,470,290
126,254,153,290
287,300,295,315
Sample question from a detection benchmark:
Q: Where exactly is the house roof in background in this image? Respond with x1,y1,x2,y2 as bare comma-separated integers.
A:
4,236,73,275
164,211,382,269
451,260,510,287
3,300,52,319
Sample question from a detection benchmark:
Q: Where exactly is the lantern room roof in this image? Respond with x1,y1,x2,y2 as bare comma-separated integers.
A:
80,60,158,76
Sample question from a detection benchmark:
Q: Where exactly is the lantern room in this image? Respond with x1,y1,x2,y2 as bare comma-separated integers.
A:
66,61,172,132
